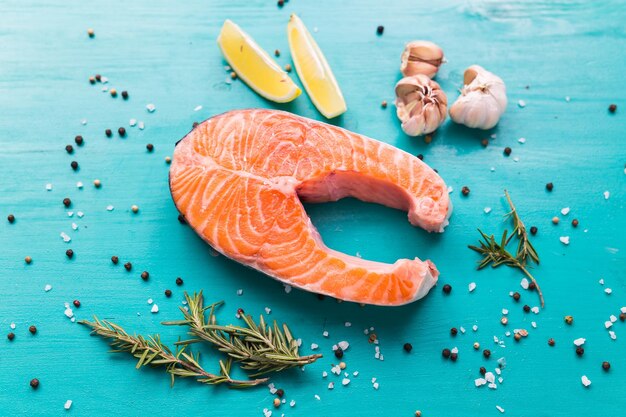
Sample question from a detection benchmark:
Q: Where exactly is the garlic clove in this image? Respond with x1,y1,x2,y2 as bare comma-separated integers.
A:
400,41,444,79
449,65,507,130
395,74,447,136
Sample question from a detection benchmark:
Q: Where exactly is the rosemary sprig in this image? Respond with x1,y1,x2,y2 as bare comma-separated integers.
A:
163,292,322,377
468,190,544,307
79,316,267,388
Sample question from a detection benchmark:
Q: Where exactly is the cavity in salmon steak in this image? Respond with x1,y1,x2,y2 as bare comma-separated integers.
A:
169,109,451,306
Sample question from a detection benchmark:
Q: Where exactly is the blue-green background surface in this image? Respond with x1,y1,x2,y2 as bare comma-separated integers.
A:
1,1,625,416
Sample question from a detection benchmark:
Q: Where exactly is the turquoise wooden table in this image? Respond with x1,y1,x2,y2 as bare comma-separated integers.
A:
2,0,625,415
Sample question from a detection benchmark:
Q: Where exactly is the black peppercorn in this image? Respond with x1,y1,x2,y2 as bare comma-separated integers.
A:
95,74,102,82
461,186,470,196
548,338,555,346
512,292,521,301
165,289,172,297
146,144,154,152
450,352,458,362
576,347,584,356
89,76,96,84
66,249,73,259
481,138,489,147
73,300,81,307
376,25,384,35
572,219,579,227
70,161,79,171
8,332,15,341
111,256,119,264
176,277,183,286
450,327,458,336
442,284,452,294
546,182,553,191
608,104,617,113
121,90,128,99
29,325,37,334
30,379,39,389
63,198,71,207
317,293,325,300
118,127,126,137
483,349,491,358
503,147,512,156
276,388,285,398
65,145,74,154
7,214,15,223
75,135,84,146
417,154,423,160
602,361,611,371
530,226,538,235
104,129,112,138
479,366,486,375
237,308,244,315
192,122,199,129
523,304,530,312
620,313,626,322
334,347,344,359
177,214,186,224
528,282,536,291
277,0,284,7
141,271,149,281
403,343,412,352
442,348,451,358
124,262,132,271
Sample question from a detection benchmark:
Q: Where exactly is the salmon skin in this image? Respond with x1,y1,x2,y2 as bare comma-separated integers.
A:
169,109,451,306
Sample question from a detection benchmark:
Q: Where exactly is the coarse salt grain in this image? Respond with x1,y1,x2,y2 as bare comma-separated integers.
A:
10,323,16,329
475,378,486,387
520,278,529,289
283,284,292,293
518,137,526,144
460,326,466,333
322,371,327,377
345,322,352,327
46,183,53,191
311,343,319,350
342,378,350,386
621,307,626,314
60,232,71,242
472,325,478,332
484,207,492,214
106,205,114,211
502,309,509,315
496,405,505,413
64,306,74,318
147,298,153,304
146,103,156,112
599,279,604,285
338,341,350,350
44,284,52,292
495,368,501,375
151,304,159,313
138,121,145,130
518,100,526,108
610,315,617,323
194,105,203,112
81,119,87,125
605,288,612,295
485,372,495,383
561,207,570,215
513,157,519,162
331,365,341,375
328,382,334,390
605,321,613,329
373,382,379,390
76,182,83,188
323,331,329,337
237,289,243,296
290,400,296,407
263,408,272,417
603,191,610,200
469,282,477,292
531,321,537,328
72,223,78,231
531,307,539,314
451,347,458,354
609,331,616,340
130,119,137,126
68,211,74,217
314,395,320,400
353,371,359,377
77,211,84,218
560,236,570,245
573,338,585,346
581,375,591,387
264,307,271,314
64,400,72,410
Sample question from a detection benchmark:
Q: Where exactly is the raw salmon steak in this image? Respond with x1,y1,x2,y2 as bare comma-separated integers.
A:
169,109,451,306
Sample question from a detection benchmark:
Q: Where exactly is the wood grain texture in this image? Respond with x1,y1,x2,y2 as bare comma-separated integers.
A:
1,0,624,416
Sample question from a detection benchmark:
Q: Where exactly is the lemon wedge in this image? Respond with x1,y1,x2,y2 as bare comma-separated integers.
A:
217,19,301,103
287,14,346,118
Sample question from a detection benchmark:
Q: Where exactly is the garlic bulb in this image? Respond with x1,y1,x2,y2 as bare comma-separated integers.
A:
449,65,507,130
395,74,447,136
400,41,444,79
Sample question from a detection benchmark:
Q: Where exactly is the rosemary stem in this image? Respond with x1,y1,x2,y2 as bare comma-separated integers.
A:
519,265,545,308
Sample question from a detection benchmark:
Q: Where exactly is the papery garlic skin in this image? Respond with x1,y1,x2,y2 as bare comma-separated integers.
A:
395,74,448,136
449,65,507,130
400,41,444,79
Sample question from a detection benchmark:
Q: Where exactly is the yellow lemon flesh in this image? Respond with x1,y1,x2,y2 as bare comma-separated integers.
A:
287,14,347,118
217,19,301,103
